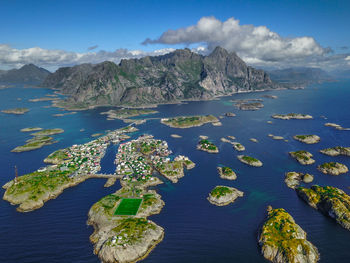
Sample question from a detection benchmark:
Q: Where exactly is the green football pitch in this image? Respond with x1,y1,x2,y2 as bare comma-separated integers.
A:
114,198,143,216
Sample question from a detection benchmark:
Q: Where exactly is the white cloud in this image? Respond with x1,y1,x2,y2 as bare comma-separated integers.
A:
0,44,174,70
346,56,350,61
142,16,341,68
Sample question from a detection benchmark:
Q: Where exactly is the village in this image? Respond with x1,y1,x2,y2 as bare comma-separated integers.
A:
115,134,194,184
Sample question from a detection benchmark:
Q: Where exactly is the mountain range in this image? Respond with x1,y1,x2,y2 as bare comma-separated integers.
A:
42,47,280,108
0,64,51,84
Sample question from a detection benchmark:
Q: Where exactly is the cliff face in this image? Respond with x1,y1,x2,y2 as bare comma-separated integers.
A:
43,47,280,107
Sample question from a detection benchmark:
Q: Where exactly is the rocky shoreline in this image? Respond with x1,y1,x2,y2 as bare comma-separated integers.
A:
258,207,319,263
317,162,348,175
293,135,320,144
237,155,263,167
284,172,313,189
272,113,313,120
296,185,350,230
320,146,350,157
289,150,315,165
217,167,237,180
207,186,243,206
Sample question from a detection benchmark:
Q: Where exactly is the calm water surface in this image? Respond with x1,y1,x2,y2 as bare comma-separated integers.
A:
0,82,350,262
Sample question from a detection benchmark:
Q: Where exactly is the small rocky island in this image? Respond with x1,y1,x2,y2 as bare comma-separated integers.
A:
233,99,264,111
285,172,314,189
197,139,219,153
11,128,65,152
161,115,219,128
317,162,348,175
31,128,64,136
225,112,236,117
100,108,158,120
207,186,243,206
272,113,313,120
258,207,319,263
320,146,350,157
293,135,320,144
20,127,42,132
237,155,263,167
324,122,350,131
289,150,315,165
233,142,245,151
1,108,29,115
217,166,237,180
297,185,350,230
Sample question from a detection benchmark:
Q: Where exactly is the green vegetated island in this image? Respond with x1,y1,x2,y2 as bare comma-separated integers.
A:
297,185,350,230
197,139,219,153
272,113,313,120
207,186,243,206
259,207,319,263
88,134,195,263
1,108,29,115
161,115,219,128
101,108,158,120
217,166,237,180
237,155,263,167
3,126,137,212
11,128,64,152
289,150,315,165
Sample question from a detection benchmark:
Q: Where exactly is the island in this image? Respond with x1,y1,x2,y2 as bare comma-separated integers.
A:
293,135,320,144
237,155,263,167
258,207,319,263
324,122,350,131
289,150,315,165
261,95,278,99
31,128,64,136
20,127,42,132
161,115,219,128
233,142,245,151
207,186,243,206
1,108,29,115
250,138,258,143
100,108,158,120
272,135,284,140
234,99,264,111
29,97,56,102
317,162,348,175
11,135,57,152
285,172,314,189
320,146,350,157
217,166,237,180
197,139,219,153
3,126,138,212
272,113,313,120
87,134,195,263
296,185,350,230
225,112,236,117
170,134,182,138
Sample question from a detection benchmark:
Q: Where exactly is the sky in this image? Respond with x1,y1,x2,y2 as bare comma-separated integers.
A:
0,0,349,71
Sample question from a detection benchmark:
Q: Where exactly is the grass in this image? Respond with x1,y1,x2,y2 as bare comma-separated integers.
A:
210,186,233,198
242,155,259,163
115,198,143,216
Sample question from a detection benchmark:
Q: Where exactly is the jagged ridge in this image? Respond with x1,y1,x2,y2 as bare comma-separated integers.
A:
42,47,280,108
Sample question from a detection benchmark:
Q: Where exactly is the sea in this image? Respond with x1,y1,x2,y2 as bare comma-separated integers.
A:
0,81,350,263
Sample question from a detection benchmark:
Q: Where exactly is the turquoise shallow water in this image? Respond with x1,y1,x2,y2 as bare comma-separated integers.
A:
0,81,350,262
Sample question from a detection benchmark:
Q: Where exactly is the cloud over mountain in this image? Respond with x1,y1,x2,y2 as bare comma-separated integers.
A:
143,16,329,62
0,44,175,70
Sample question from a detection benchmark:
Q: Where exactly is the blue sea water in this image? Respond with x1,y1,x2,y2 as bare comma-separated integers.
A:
0,81,350,262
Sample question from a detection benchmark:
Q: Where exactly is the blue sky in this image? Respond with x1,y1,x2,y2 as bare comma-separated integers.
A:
0,0,349,70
